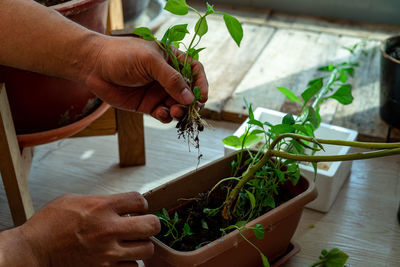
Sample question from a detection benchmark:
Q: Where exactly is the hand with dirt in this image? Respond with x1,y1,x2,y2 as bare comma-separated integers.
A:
83,36,209,123
0,192,160,267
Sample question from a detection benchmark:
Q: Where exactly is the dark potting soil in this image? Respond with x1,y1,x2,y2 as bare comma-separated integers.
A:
388,46,400,61
35,0,70,6
155,185,297,252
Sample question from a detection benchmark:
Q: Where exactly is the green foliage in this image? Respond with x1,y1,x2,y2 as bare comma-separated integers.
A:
309,248,349,267
164,0,189,15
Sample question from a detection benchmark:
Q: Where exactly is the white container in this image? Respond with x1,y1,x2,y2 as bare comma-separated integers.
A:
224,107,358,212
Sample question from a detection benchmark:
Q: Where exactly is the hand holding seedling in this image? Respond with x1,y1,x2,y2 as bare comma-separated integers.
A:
84,36,208,123
133,0,243,152
0,192,160,267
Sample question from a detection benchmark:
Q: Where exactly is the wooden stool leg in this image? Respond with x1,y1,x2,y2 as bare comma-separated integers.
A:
116,110,146,167
0,85,34,226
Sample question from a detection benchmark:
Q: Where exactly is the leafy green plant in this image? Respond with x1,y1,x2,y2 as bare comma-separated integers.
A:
309,248,349,267
155,208,193,247
133,0,243,154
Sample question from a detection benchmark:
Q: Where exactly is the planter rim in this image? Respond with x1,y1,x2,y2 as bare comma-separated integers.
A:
381,35,400,65
17,102,110,147
52,0,108,14
146,152,317,264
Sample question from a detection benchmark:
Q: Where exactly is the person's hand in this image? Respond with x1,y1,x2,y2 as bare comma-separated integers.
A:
83,36,208,123
1,192,160,267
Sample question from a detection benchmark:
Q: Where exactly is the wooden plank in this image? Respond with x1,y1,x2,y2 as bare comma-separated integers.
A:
329,39,400,141
0,84,34,226
223,28,323,119
109,0,124,31
116,110,145,166
72,107,117,138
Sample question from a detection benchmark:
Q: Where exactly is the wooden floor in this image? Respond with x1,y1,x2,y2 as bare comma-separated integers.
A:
151,4,400,142
0,117,399,266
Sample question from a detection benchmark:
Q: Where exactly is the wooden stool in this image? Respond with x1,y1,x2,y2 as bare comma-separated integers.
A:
0,0,146,226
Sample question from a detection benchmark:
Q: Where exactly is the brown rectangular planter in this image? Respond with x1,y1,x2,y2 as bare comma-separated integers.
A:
143,152,318,267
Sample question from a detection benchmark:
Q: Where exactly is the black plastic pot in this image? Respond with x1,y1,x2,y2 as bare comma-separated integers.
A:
380,35,400,128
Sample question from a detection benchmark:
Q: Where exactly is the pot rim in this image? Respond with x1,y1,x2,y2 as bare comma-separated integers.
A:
380,35,400,64
51,0,108,15
17,101,110,147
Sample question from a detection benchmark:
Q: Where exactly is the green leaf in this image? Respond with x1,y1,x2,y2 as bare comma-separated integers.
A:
132,27,156,41
261,253,270,267
201,219,209,230
222,13,243,47
169,24,189,42
206,2,215,15
193,86,201,100
282,114,295,125
248,119,264,128
261,194,275,208
344,67,354,77
292,124,313,136
323,248,349,267
161,28,171,45
161,208,170,220
241,133,263,148
302,78,323,103
276,87,301,103
164,0,188,15
253,224,265,239
274,169,285,183
245,190,256,210
338,69,348,83
270,124,295,135
195,17,208,37
222,135,241,147
183,223,192,235
319,64,334,72
329,84,353,105
306,107,319,129
173,212,179,223
187,47,205,60
251,129,265,135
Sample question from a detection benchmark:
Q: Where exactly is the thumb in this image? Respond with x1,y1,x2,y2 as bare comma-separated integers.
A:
150,59,194,105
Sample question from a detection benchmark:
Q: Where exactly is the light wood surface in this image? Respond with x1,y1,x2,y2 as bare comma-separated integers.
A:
0,85,34,225
154,3,400,141
0,116,398,265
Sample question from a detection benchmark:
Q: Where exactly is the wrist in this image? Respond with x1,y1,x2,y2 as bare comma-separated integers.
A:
75,32,109,85
0,227,46,267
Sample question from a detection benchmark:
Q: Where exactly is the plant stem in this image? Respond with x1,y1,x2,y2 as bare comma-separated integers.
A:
222,133,400,219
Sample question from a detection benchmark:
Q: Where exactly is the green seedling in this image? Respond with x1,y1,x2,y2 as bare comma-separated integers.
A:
133,0,243,156
155,208,193,247
309,248,349,267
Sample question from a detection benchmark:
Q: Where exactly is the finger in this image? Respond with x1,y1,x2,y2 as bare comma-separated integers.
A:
164,96,178,108
106,192,148,215
136,82,168,114
118,240,155,260
149,57,194,106
150,106,172,123
170,104,186,119
116,214,161,240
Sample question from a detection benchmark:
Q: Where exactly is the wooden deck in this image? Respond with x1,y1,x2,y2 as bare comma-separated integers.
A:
0,117,398,266
153,5,400,141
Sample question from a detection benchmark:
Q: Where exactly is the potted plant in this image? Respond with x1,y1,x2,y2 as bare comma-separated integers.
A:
132,1,400,266
224,45,363,212
0,0,109,147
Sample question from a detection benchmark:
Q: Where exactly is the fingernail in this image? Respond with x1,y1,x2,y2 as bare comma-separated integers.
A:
181,88,194,104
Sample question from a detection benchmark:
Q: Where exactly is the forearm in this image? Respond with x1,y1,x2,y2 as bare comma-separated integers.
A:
0,228,43,267
0,0,104,82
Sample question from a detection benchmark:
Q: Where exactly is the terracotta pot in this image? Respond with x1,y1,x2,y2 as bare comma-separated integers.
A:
0,0,109,137
143,152,318,267
380,35,400,128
